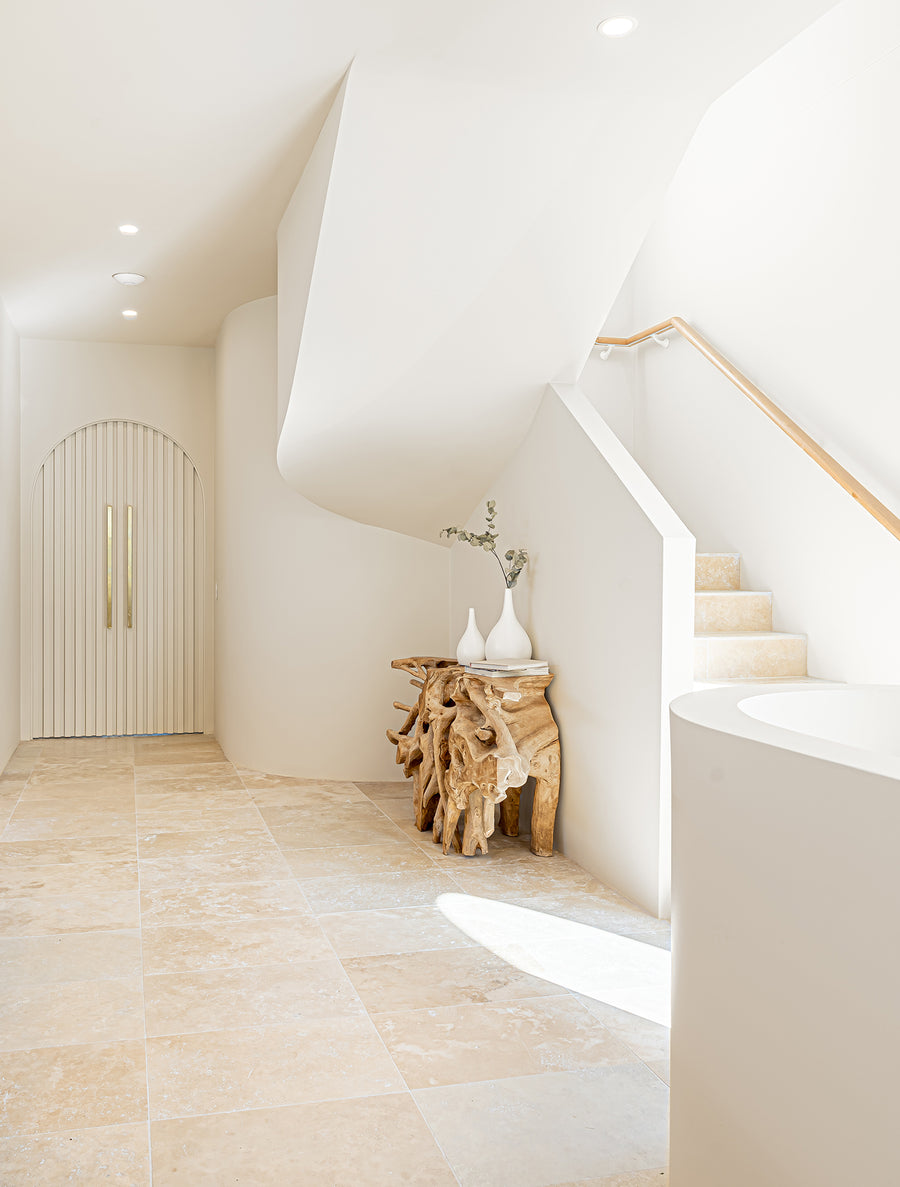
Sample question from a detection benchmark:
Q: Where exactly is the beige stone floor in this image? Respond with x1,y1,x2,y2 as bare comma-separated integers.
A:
0,735,670,1186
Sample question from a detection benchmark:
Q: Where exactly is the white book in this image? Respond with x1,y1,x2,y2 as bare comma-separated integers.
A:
464,664,549,677
466,659,548,671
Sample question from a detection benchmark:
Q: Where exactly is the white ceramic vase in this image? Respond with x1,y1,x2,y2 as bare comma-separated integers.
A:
485,587,532,661
456,607,486,664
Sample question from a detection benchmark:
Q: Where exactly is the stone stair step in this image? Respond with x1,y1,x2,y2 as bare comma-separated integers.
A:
694,590,773,633
693,675,829,690
695,553,741,591
694,631,807,680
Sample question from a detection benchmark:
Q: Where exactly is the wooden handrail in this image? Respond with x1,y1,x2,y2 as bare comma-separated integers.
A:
595,316,900,544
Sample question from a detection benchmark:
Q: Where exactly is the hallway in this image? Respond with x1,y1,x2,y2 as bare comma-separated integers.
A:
0,736,669,1185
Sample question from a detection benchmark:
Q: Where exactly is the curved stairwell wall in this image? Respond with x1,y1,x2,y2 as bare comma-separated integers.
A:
584,0,900,686
449,384,694,918
274,0,834,543
215,297,449,780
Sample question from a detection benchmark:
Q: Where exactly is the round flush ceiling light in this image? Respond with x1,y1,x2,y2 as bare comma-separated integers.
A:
112,272,146,286
121,309,138,319
118,224,139,235
597,16,638,37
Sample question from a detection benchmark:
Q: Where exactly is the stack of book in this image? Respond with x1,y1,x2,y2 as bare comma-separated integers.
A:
464,658,549,678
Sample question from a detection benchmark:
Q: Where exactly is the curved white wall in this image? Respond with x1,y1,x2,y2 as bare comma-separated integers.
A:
585,0,900,684
215,297,449,779
0,300,20,770
670,684,900,1186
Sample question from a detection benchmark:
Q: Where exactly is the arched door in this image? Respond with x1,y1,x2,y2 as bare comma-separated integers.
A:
30,420,206,738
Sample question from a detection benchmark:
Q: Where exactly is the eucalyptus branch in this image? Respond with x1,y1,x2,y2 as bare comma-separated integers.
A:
440,500,529,589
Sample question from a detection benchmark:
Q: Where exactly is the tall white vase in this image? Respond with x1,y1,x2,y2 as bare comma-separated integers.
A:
456,607,486,664
485,587,532,661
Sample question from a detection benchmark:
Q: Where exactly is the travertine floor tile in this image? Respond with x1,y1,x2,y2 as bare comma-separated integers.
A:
0,890,140,937
269,819,409,848
139,879,309,927
319,904,477,959
0,930,142,989
373,995,639,1088
144,958,364,1036
414,1066,669,1187
133,745,225,766
558,1173,668,1186
27,761,133,785
0,975,144,1050
238,769,360,790
148,1016,403,1119
299,869,460,915
133,734,210,750
0,836,136,867
2,806,136,841
574,999,671,1062
11,742,44,758
0,858,138,896
282,841,435,880
142,916,334,975
343,946,563,1013
247,783,368,808
150,1094,458,1185
0,1122,151,1185
134,774,246,795
137,826,272,859
138,849,294,890
135,788,252,811
353,780,410,798
14,784,136,805
134,762,235,783
38,739,134,759
0,1040,147,1137
369,795,415,823
136,806,265,837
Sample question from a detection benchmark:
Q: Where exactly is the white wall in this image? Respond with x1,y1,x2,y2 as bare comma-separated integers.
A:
216,296,449,780
584,0,900,684
670,685,900,1186
449,384,694,917
0,301,21,768
19,338,216,736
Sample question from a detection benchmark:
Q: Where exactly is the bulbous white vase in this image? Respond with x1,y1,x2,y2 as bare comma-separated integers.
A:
485,588,532,661
456,607,486,664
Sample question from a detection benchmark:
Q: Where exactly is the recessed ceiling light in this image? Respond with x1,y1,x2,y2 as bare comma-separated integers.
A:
112,272,146,286
597,16,638,37
118,224,139,235
122,310,138,319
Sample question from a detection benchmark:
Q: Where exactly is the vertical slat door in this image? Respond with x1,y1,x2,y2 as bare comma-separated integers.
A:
31,420,205,738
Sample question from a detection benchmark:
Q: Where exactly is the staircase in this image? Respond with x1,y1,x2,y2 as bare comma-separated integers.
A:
693,553,808,683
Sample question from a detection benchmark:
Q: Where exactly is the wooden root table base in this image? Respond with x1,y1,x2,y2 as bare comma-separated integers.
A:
386,657,560,857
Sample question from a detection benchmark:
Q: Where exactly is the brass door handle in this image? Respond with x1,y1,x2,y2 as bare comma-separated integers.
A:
127,505,133,629
106,505,113,629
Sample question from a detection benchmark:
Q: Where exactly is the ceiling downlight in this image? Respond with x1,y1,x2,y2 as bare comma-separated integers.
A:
597,16,638,37
113,273,146,286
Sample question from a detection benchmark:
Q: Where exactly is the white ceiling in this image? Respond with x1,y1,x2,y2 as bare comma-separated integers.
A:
0,0,463,346
0,0,835,354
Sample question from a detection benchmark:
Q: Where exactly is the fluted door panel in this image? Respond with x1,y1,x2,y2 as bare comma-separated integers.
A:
31,420,205,738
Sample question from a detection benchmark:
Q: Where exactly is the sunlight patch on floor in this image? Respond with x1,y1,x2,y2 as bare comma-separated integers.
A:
436,893,670,1027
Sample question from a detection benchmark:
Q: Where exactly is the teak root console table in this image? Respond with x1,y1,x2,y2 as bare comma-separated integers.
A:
386,657,561,857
